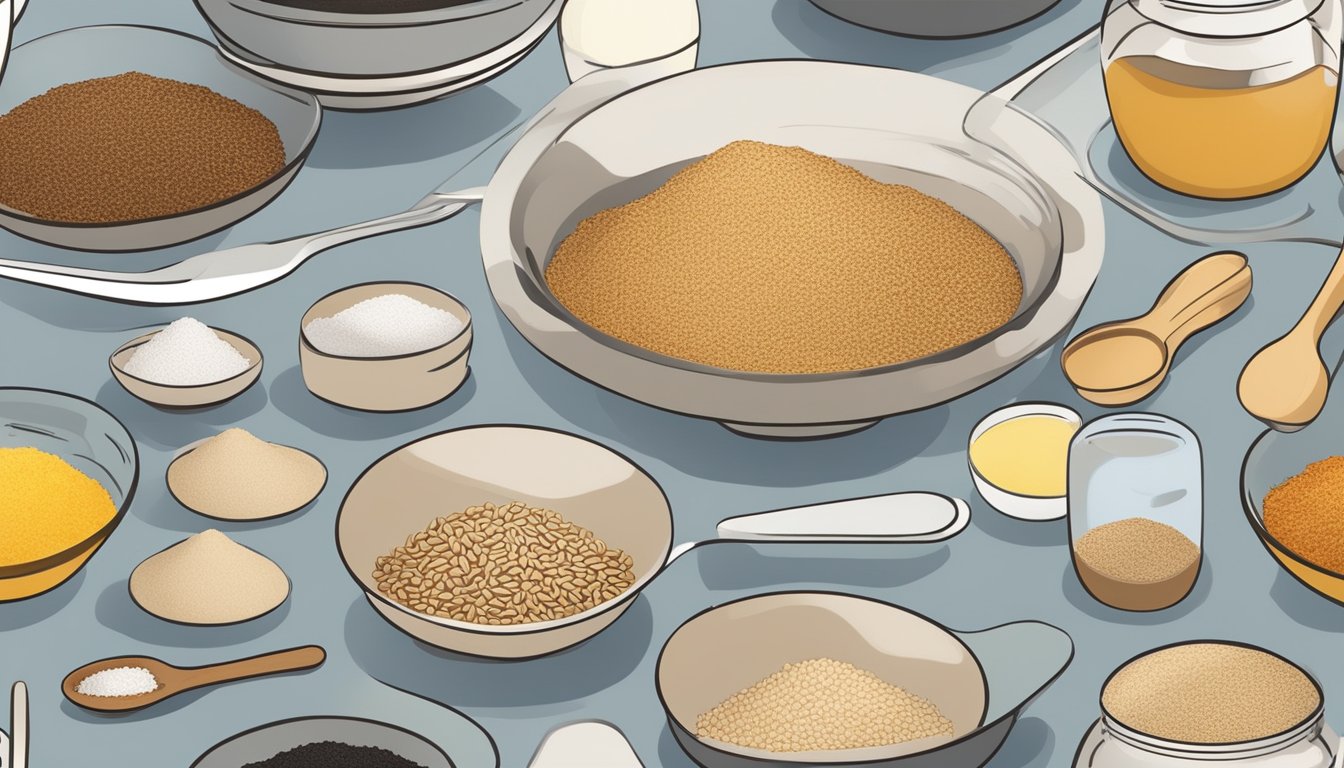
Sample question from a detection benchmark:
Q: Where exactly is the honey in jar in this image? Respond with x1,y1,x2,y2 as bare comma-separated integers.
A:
1101,0,1342,199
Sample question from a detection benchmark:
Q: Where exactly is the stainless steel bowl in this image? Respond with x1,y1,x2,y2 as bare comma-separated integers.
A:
195,0,553,79
479,60,1105,437
809,0,1063,38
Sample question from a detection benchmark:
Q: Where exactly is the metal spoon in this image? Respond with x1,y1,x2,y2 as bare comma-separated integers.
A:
528,722,644,768
1239,244,1344,431
1062,252,1251,406
61,645,325,714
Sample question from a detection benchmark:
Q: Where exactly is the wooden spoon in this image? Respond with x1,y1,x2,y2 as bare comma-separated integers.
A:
1239,244,1344,431
1062,252,1251,406
61,645,325,714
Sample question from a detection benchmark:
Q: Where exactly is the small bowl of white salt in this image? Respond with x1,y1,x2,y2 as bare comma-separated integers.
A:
299,281,472,412
110,318,263,409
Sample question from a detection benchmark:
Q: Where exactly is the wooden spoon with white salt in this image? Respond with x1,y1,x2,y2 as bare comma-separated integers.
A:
62,646,325,715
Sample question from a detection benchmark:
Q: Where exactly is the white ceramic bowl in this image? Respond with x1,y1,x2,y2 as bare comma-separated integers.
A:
968,402,1081,521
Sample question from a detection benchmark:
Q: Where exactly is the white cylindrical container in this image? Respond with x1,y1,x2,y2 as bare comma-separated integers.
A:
559,0,700,83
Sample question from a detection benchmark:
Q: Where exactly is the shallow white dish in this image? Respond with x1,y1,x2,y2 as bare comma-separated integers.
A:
968,402,1081,521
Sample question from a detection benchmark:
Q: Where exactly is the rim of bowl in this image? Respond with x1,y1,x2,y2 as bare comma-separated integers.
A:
1241,427,1344,584
127,534,292,627
299,280,474,362
1097,638,1325,748
967,401,1080,501
0,387,140,578
223,0,534,26
335,422,675,636
189,715,455,768
0,24,321,230
110,326,264,390
166,438,328,522
654,590,994,765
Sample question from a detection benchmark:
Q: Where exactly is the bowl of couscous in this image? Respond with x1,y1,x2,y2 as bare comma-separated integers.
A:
656,592,1073,767
0,388,138,601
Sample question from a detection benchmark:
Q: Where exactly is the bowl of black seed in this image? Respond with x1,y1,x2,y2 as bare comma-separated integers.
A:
190,716,453,768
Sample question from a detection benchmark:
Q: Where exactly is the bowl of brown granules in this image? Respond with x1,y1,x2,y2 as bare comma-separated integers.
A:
336,424,672,659
479,60,1104,438
656,592,1073,767
1243,405,1344,604
0,25,320,252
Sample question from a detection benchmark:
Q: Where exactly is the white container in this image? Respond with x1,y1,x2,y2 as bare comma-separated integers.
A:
968,402,1081,521
1078,706,1339,768
559,0,699,83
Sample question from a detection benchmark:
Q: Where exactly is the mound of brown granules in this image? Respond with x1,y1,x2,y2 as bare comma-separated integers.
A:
544,140,1023,375
0,72,286,223
1072,517,1200,610
1263,456,1344,572
1102,643,1319,744
696,658,955,752
373,501,637,625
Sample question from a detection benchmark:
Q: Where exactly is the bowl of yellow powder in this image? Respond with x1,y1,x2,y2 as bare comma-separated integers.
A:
968,403,1081,521
656,591,1074,767
0,388,138,601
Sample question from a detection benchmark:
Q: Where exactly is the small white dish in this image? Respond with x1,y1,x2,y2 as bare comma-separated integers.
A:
968,402,1081,521
110,326,263,410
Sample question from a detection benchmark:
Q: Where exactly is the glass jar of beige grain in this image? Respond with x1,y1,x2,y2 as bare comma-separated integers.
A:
1101,0,1341,199
1068,414,1202,612
1078,641,1338,768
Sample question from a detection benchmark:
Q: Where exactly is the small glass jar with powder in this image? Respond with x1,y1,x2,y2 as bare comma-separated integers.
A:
1067,414,1202,611
1078,641,1335,768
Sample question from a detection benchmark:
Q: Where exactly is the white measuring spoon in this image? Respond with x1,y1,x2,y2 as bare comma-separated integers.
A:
528,722,644,768
668,491,970,563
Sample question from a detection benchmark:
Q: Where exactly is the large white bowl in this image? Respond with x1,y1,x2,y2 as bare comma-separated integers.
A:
479,60,1105,438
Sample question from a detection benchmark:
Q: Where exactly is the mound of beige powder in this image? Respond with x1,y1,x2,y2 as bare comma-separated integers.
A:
1102,642,1320,744
130,529,289,625
167,428,326,521
544,140,1023,375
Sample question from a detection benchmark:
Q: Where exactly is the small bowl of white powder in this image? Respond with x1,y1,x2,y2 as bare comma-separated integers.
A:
110,317,263,409
299,282,471,412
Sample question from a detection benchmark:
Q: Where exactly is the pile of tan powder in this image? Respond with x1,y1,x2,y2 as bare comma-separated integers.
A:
373,501,637,625
544,140,1023,375
130,529,289,625
1102,642,1320,743
696,658,955,752
0,72,285,223
167,428,326,521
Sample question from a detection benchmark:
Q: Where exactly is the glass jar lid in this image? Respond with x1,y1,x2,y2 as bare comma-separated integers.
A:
1132,0,1326,36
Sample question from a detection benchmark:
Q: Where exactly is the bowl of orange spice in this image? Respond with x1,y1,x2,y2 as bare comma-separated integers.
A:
1243,406,1344,604
0,388,138,601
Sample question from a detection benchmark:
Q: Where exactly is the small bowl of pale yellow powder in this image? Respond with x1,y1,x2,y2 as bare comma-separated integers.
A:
656,591,1074,766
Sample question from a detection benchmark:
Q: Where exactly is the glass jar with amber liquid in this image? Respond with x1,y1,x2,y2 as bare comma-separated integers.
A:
1102,0,1341,199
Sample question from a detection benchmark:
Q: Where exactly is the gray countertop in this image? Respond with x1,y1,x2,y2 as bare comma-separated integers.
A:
4,1,1343,767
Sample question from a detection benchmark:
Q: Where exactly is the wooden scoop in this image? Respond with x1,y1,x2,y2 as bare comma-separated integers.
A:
61,645,325,714
1239,244,1344,432
1063,252,1252,406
